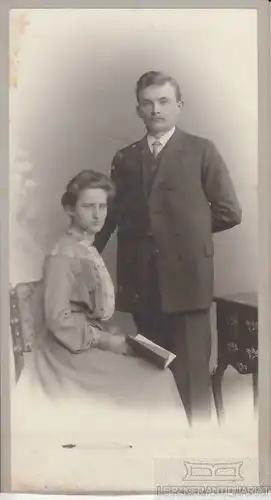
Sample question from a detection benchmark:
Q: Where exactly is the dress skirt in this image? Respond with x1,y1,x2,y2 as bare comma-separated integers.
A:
11,342,188,493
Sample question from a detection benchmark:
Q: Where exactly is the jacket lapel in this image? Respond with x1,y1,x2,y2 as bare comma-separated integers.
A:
138,136,153,197
154,128,184,187
137,128,185,198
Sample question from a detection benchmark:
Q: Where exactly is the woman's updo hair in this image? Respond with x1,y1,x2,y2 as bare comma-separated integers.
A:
61,170,115,209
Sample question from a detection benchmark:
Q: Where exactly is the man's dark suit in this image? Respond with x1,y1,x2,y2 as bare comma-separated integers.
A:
95,127,242,422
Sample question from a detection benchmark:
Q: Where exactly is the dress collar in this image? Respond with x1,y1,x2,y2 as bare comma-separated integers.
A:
67,225,95,244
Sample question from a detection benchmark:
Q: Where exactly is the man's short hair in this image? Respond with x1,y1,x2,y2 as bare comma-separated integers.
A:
136,71,183,103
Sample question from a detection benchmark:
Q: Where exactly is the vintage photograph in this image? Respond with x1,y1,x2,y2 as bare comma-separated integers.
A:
9,7,261,492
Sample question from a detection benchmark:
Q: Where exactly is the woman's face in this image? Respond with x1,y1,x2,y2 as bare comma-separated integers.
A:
70,188,108,235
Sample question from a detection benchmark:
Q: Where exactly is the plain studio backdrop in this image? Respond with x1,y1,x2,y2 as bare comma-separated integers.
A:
9,10,259,485
10,8,257,292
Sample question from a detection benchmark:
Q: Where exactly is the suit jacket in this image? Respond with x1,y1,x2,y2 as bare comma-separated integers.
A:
95,127,242,314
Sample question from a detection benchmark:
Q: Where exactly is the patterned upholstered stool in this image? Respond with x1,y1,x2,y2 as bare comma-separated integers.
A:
9,281,44,382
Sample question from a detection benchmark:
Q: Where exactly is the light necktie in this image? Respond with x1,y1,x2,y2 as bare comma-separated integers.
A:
152,140,162,159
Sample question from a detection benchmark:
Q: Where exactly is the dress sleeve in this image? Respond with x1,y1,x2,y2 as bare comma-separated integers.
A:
43,254,102,353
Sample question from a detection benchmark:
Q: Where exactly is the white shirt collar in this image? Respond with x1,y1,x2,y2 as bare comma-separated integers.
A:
147,126,176,151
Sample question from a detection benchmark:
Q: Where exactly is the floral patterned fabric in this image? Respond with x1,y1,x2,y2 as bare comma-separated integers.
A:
75,239,115,321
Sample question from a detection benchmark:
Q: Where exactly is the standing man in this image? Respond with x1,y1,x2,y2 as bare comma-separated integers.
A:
95,71,242,424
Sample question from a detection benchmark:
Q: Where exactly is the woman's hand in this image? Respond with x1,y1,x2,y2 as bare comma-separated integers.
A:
107,325,124,336
93,330,134,356
108,335,134,356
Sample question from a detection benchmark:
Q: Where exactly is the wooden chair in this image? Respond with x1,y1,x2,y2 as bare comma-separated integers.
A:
9,280,44,383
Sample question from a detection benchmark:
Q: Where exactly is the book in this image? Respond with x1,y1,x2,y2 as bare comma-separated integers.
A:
126,333,176,370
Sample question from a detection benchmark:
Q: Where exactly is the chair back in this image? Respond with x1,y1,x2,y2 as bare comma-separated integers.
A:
10,280,44,382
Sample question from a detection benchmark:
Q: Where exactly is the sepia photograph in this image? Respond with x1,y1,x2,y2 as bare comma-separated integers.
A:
5,4,270,493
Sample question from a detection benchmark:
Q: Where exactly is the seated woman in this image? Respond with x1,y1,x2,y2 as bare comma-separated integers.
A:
11,170,188,458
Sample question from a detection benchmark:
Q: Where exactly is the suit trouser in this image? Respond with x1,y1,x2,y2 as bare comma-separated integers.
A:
132,258,212,424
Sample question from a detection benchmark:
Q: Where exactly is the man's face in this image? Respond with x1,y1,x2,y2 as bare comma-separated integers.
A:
137,82,182,136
